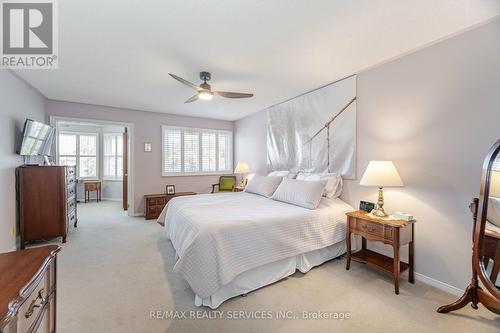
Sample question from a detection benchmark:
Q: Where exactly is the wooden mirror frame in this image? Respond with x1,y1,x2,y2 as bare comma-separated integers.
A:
438,139,500,314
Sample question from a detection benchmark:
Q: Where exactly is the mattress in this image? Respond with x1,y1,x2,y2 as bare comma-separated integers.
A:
158,191,354,300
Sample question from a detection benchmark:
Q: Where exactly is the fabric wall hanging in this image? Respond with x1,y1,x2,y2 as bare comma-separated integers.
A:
267,75,357,179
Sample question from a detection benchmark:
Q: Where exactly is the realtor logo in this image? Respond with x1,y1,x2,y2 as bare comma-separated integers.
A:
1,0,58,69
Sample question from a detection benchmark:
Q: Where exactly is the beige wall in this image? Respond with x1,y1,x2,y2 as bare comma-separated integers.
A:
0,71,47,252
234,19,500,291
47,101,234,215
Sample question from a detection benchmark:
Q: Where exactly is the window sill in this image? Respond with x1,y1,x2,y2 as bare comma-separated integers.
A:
103,178,123,182
162,172,233,177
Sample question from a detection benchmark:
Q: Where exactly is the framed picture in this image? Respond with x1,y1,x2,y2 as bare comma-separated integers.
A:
166,185,176,195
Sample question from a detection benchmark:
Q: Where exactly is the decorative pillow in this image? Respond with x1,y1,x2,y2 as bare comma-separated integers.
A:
488,197,500,227
295,172,343,198
244,175,283,197
271,178,327,209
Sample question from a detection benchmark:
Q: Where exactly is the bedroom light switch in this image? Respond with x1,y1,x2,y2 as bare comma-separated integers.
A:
144,142,152,152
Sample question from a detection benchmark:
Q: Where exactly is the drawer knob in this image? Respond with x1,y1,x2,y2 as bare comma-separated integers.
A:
25,289,46,318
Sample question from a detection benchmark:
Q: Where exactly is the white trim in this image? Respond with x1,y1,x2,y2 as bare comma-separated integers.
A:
414,272,464,297
50,116,135,217
101,197,122,202
131,212,145,217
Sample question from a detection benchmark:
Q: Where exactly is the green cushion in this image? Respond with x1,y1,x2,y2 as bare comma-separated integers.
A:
219,177,235,191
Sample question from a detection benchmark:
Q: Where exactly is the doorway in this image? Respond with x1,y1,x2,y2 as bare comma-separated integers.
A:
50,116,134,215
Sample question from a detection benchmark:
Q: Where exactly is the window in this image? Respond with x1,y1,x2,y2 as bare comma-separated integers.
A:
493,157,500,171
162,126,233,176
58,132,98,178
103,133,123,179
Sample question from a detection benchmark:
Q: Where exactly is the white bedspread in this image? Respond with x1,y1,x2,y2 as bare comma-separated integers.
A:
158,192,353,298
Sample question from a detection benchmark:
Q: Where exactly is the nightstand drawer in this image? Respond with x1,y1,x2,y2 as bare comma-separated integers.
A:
352,219,385,238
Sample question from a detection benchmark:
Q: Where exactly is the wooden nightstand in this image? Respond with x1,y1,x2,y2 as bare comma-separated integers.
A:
144,192,196,220
345,211,415,294
232,186,245,192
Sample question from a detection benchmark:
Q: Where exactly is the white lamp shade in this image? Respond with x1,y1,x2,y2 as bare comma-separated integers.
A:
360,161,404,187
234,162,250,174
490,170,500,198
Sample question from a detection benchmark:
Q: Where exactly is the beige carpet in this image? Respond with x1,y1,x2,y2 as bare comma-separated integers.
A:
52,201,499,332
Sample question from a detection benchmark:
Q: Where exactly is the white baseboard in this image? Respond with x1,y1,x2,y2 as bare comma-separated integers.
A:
101,197,122,202
414,272,464,296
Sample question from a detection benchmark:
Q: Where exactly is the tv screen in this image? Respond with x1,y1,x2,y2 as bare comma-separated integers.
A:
18,119,55,156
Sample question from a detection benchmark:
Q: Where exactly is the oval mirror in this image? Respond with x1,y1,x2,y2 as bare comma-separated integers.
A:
476,140,500,302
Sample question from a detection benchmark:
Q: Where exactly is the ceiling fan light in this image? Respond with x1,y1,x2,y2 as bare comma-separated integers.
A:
198,91,213,100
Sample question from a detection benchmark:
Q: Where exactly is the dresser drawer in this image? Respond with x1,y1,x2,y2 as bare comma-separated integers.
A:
66,175,76,187
68,209,76,227
67,184,76,198
66,166,76,177
352,219,385,238
16,264,54,333
67,196,76,213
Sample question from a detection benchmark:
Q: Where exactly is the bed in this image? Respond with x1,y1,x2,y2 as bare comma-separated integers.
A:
157,191,355,309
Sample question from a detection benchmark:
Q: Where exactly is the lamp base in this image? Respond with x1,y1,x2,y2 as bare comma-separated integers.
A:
372,187,388,217
372,207,387,217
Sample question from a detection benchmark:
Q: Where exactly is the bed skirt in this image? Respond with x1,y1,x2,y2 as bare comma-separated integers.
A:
194,241,347,309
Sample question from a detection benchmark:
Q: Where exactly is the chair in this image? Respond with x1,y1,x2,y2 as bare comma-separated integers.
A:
211,176,236,193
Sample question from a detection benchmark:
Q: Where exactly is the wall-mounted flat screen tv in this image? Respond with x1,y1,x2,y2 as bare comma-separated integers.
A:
18,119,55,156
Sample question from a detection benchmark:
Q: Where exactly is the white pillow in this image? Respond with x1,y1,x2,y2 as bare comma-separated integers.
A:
268,170,289,177
244,175,283,197
271,178,327,209
488,197,500,227
295,172,343,198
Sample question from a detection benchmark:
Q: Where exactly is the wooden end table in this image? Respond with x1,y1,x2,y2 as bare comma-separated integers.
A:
84,180,101,202
144,192,197,221
345,211,415,294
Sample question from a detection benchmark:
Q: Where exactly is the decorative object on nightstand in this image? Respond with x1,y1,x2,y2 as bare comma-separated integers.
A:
144,192,196,220
166,184,176,195
359,200,375,213
234,161,251,187
360,161,404,217
345,211,415,294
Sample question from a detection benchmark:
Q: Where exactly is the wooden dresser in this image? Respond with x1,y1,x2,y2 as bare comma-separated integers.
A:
0,245,61,333
144,192,196,220
17,165,77,249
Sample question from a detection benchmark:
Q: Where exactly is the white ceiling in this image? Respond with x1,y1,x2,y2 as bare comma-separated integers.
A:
15,0,500,121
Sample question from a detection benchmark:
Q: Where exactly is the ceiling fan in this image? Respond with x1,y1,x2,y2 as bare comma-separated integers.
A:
169,71,254,103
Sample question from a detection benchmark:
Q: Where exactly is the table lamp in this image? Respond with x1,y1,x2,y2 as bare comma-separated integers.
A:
360,161,404,217
234,162,250,187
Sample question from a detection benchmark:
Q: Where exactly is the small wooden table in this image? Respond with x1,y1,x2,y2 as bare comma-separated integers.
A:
84,181,101,203
345,211,415,294
144,192,197,220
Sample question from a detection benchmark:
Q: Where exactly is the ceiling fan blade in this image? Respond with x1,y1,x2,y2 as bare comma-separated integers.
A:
214,91,254,99
184,94,199,103
169,73,199,90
